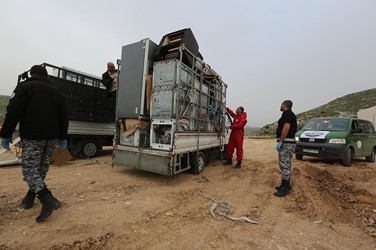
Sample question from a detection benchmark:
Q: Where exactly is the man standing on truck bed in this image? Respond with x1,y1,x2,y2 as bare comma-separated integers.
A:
275,100,297,197
0,65,69,222
224,106,247,169
102,62,118,98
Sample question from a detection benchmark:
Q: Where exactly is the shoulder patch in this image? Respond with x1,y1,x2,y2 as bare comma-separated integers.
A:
10,92,15,99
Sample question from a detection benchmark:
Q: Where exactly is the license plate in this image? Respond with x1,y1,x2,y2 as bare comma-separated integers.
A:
303,148,319,154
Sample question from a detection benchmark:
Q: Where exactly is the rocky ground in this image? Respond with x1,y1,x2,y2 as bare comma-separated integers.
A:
0,139,375,249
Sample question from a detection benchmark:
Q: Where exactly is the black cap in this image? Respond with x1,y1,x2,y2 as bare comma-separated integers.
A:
30,65,48,77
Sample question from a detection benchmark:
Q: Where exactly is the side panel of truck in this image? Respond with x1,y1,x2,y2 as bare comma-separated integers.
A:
67,120,114,158
113,146,172,175
68,121,114,135
113,131,227,175
47,65,115,124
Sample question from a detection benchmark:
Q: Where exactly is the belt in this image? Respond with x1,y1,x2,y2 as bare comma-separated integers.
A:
277,138,296,143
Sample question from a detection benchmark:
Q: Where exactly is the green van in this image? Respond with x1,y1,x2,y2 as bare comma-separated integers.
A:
295,117,376,166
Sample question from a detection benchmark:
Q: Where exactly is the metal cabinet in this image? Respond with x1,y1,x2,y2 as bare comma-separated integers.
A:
117,38,157,119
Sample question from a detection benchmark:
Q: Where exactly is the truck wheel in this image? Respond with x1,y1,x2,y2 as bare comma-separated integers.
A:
365,149,375,163
295,154,303,160
79,140,99,159
342,148,352,167
219,144,228,161
191,152,205,174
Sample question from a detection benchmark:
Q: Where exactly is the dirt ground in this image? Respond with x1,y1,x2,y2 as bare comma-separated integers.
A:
0,139,375,250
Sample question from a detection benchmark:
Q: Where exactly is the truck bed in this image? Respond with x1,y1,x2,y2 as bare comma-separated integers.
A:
113,132,226,175
68,120,114,136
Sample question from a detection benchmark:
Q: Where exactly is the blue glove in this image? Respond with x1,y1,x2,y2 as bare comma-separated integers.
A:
1,138,11,150
58,139,67,150
276,141,283,152
225,125,230,129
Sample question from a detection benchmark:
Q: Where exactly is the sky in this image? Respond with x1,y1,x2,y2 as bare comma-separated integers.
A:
1,0,375,127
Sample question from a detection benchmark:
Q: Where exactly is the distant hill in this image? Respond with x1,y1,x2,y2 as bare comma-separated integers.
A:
0,95,10,124
245,126,261,135
256,88,376,136
2,88,376,134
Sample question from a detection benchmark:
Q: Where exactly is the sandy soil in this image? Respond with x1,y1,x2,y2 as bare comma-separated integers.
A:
0,139,375,250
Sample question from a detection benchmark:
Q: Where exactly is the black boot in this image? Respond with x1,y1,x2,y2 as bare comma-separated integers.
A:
233,161,241,169
275,179,292,192
224,159,232,165
21,189,36,209
36,188,62,223
274,180,291,197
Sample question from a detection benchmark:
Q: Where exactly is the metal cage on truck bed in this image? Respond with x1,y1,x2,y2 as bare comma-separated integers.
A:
18,63,115,124
113,36,229,175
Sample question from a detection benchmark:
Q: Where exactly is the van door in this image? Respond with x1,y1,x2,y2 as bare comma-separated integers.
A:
350,120,365,157
359,120,374,156
369,123,376,152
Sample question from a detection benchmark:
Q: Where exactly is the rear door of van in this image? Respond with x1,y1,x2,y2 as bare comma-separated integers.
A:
350,120,366,157
359,120,376,155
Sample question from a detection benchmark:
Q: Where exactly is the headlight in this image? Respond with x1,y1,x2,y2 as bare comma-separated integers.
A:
295,136,300,142
328,139,346,144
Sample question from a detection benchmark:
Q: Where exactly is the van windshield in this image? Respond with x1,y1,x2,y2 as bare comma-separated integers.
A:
301,118,349,131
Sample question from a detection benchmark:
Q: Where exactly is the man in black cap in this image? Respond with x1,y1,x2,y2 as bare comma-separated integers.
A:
0,65,69,222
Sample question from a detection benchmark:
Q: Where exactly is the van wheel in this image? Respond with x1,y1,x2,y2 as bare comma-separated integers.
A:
295,154,303,160
79,140,99,159
365,149,375,163
342,148,353,167
191,152,205,174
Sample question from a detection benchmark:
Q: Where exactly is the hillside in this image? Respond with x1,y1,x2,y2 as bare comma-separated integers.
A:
256,88,376,135
0,95,10,124
245,126,261,135
1,88,376,133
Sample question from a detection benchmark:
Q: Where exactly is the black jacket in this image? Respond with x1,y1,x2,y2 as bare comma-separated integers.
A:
102,70,118,94
0,77,69,140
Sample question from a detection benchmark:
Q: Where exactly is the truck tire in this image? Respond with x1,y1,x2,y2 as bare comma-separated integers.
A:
191,152,205,174
295,154,303,160
365,149,375,163
221,144,228,161
342,148,352,167
79,140,99,159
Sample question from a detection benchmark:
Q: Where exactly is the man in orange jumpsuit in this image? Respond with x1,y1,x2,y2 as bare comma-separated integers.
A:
225,106,247,169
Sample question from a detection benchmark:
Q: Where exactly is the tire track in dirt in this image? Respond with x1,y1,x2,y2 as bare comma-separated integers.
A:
49,232,114,250
1,139,375,249
110,188,213,249
0,193,23,219
288,163,376,238
125,161,265,249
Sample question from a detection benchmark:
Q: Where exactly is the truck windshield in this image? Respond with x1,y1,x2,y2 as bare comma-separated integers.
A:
301,118,349,131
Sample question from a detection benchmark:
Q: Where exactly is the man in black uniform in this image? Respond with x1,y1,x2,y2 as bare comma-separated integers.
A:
0,65,69,222
275,100,297,197
102,62,118,98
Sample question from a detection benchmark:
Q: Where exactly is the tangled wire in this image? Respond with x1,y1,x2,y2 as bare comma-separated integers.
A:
195,188,258,224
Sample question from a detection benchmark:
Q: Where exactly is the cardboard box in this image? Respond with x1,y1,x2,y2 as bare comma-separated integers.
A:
51,148,73,166
123,119,149,137
146,74,152,115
